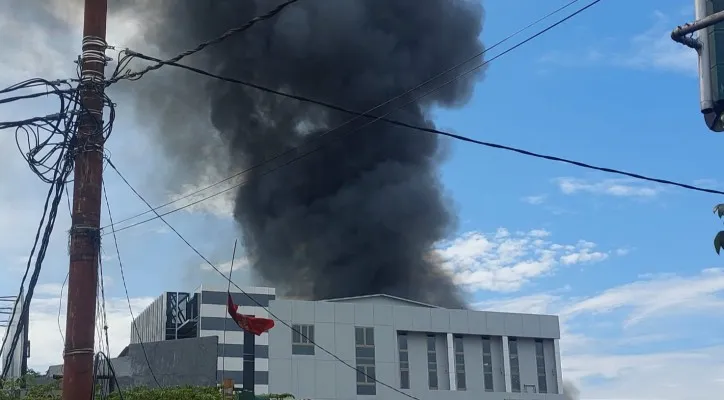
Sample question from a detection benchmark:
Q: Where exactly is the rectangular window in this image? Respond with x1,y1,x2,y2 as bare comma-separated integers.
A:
509,337,521,393
427,334,438,390
535,339,547,394
291,324,315,355
398,332,410,389
356,327,376,395
355,326,375,346
453,335,466,390
482,336,494,392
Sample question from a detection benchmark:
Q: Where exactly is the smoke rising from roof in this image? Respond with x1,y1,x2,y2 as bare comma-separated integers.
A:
562,381,581,400
117,0,485,307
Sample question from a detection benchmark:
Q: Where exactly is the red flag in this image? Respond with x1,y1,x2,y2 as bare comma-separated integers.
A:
226,293,275,335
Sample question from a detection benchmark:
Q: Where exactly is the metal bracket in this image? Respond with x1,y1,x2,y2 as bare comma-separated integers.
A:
671,9,724,49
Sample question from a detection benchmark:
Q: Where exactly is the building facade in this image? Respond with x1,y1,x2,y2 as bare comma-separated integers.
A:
267,294,563,400
129,285,275,394
0,290,28,380
128,287,563,399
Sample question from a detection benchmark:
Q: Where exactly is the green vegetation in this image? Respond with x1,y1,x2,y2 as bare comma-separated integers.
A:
0,376,294,400
714,203,724,254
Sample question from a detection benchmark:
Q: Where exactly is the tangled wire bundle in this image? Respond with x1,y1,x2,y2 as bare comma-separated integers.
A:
0,73,116,382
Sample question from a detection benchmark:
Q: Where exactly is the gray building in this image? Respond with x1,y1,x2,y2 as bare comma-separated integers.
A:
115,286,564,399
0,290,28,380
268,294,563,400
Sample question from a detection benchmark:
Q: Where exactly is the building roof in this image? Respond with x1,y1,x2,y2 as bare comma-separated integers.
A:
322,293,440,308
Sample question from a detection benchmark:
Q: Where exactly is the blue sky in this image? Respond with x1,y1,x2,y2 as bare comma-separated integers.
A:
1,0,723,398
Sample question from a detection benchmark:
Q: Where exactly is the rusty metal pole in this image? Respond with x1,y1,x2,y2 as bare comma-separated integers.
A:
62,0,108,399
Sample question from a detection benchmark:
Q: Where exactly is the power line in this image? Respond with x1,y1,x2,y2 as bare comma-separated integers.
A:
58,272,69,345
102,183,162,388
98,256,112,358
106,159,423,400
93,351,125,400
107,0,301,84
102,0,598,233
100,9,724,235
0,72,116,382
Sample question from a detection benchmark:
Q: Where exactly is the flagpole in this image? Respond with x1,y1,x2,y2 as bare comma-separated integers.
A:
222,239,238,391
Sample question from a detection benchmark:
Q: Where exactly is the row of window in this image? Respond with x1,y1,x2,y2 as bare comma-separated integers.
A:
403,333,471,391
291,324,549,394
509,337,548,393
291,323,376,353
292,324,376,395
399,333,549,394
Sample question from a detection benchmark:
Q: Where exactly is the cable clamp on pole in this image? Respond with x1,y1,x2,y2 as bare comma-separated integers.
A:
63,347,94,357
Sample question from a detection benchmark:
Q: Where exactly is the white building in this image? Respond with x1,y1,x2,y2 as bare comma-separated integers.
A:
0,290,28,380
268,293,563,400
130,286,564,399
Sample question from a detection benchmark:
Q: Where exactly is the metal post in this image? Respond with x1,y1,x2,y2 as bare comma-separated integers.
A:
242,331,256,395
62,0,108,398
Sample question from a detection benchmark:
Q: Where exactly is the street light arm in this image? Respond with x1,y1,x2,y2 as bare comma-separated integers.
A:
672,9,724,49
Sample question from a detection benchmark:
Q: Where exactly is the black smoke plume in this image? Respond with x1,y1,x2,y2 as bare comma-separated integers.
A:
118,0,485,308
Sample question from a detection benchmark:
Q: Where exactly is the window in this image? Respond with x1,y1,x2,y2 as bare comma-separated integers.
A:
482,336,494,392
356,326,375,346
427,334,438,390
356,327,376,395
535,339,547,393
509,337,521,393
398,332,410,389
291,324,315,355
453,335,466,390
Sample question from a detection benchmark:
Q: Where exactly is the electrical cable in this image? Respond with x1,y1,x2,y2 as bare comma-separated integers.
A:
107,159,422,400
101,183,162,388
58,272,69,345
92,351,125,400
102,0,598,232
56,187,73,346
0,153,73,381
106,0,301,85
99,6,724,234
98,256,112,358
0,70,116,382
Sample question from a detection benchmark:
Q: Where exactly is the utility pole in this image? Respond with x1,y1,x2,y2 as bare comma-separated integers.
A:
671,0,724,131
62,0,108,399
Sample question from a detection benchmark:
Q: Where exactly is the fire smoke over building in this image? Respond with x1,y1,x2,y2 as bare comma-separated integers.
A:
118,0,486,308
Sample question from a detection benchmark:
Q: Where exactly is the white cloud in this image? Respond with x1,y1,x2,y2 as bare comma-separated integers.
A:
693,178,720,188
200,257,249,274
565,347,724,399
555,177,661,198
478,269,724,399
522,195,547,205
538,10,697,77
0,294,154,372
618,11,697,76
614,248,631,256
560,268,724,326
166,173,237,219
436,229,610,292
475,293,560,315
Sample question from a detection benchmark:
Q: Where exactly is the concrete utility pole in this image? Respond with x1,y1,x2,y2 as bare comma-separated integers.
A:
62,0,108,398
671,0,724,131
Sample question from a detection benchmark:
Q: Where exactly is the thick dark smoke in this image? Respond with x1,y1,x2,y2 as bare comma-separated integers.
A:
118,0,485,307
562,381,581,400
